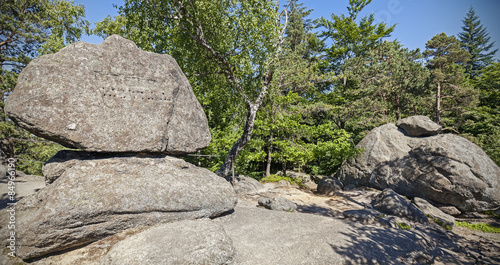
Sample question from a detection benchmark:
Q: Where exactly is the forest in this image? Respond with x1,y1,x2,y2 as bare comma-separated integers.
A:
1,0,499,179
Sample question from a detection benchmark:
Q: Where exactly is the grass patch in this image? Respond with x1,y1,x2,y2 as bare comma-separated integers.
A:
260,174,305,187
455,221,500,233
397,222,412,230
483,211,500,219
427,215,452,230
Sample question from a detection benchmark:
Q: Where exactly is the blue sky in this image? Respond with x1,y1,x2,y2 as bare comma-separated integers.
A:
76,0,500,61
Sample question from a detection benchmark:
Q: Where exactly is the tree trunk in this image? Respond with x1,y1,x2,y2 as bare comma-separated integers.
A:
217,102,261,178
265,129,273,177
396,94,401,121
436,82,441,125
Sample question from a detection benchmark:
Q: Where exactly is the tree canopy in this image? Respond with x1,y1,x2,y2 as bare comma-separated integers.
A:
458,6,497,78
2,0,499,176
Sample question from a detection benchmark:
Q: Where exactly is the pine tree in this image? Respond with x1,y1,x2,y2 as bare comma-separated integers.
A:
458,6,498,78
424,33,477,126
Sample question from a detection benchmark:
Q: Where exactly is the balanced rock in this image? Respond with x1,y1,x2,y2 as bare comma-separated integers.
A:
0,151,237,260
338,119,500,212
396,115,442,136
5,35,210,154
101,219,235,265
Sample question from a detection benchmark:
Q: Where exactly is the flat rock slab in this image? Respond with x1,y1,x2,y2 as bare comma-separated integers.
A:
5,35,210,154
213,205,437,265
0,153,237,260
101,219,235,265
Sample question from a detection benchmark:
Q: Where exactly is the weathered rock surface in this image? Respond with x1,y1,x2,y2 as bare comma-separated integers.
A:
5,35,210,154
338,120,500,212
396,115,442,136
0,165,6,177
258,196,297,212
101,219,235,265
414,197,455,229
232,175,265,195
439,206,462,216
317,177,343,195
342,209,382,224
0,151,237,260
372,189,429,224
213,204,438,264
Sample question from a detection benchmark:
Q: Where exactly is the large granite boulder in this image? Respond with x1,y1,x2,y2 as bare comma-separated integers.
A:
0,151,237,260
338,119,500,212
4,35,210,154
101,219,235,265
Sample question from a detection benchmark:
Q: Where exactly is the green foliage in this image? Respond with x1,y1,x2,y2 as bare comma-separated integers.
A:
260,174,305,187
316,0,395,73
458,6,498,78
424,33,478,127
339,41,430,136
461,62,500,166
483,211,500,219
455,221,500,233
427,215,452,230
397,222,412,230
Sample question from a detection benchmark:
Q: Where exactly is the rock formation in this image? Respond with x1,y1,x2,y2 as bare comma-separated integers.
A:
372,189,429,224
0,35,236,261
5,35,210,154
336,116,500,212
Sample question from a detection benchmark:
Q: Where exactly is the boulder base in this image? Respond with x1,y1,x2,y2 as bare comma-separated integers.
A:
101,219,235,265
5,35,210,154
0,152,237,260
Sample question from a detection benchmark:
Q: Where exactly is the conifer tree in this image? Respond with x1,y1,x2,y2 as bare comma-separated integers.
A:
424,33,477,126
458,6,498,78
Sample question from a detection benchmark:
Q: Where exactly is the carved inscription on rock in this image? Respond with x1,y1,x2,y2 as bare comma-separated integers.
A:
5,35,211,154
96,73,178,102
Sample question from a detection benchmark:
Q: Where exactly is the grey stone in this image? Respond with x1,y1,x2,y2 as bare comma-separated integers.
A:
100,219,235,265
286,171,316,188
5,35,210,154
213,204,437,264
439,206,462,216
372,189,429,224
0,152,237,260
377,216,399,229
396,115,442,137
317,177,343,195
343,209,382,224
414,197,455,229
344,184,357,190
338,122,500,212
232,175,265,195
0,165,6,177
278,179,289,186
258,197,297,212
